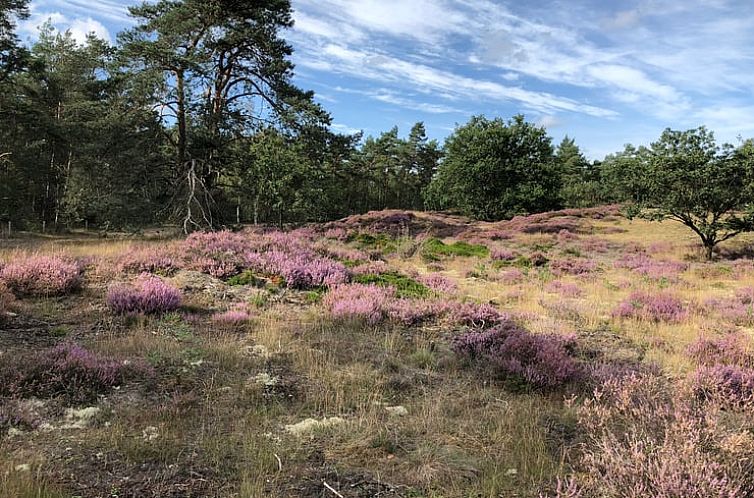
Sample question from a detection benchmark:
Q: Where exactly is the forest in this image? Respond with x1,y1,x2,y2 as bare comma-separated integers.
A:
5,0,751,235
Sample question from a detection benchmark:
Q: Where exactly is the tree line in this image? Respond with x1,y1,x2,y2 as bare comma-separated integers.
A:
2,0,754,253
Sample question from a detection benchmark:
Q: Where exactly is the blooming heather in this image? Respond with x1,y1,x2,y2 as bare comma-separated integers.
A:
546,280,583,298
416,273,457,294
613,291,687,322
550,258,597,276
692,364,754,407
118,246,177,275
0,342,151,403
323,283,394,324
452,321,581,389
686,333,754,367
615,253,687,281
561,373,752,497
449,302,506,328
0,255,82,297
107,274,182,315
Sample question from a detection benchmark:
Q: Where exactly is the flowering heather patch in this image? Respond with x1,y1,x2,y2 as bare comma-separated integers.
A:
613,291,687,322
387,298,449,326
490,247,518,261
0,342,151,404
452,321,581,389
576,237,614,254
686,333,754,367
550,258,597,276
350,260,389,276
118,246,177,275
212,308,254,325
323,283,394,324
615,253,687,281
499,268,525,284
324,228,348,240
704,287,754,325
546,281,583,298
449,301,506,328
561,373,754,497
692,364,754,407
416,273,457,294
245,249,349,289
0,255,82,297
107,274,182,315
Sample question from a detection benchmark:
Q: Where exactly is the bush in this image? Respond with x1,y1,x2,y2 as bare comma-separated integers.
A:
452,321,581,389
422,238,489,261
550,258,597,276
107,274,182,315
352,272,430,298
0,281,14,322
0,255,82,296
692,364,754,407
416,273,457,294
118,246,177,275
323,283,394,324
559,373,754,497
449,301,506,328
244,249,349,290
0,343,151,404
686,333,754,367
613,291,687,322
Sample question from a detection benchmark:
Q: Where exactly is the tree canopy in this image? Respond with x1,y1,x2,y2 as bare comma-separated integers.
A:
425,115,561,220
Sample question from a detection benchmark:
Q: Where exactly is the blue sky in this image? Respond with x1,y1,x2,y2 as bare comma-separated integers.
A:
16,0,754,159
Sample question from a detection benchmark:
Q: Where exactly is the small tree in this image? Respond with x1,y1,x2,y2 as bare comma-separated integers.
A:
635,127,754,260
425,115,560,220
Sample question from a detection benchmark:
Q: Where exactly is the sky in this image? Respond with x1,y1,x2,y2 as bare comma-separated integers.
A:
14,0,754,159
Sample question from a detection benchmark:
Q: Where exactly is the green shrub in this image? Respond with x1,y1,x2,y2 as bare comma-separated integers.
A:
351,233,398,254
226,270,263,287
421,238,489,261
352,272,430,298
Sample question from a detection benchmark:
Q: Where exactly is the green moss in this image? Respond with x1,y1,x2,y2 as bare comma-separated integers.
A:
226,270,262,287
352,272,430,298
421,238,489,261
351,232,398,254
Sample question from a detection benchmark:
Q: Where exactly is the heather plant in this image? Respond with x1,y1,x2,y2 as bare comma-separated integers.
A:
615,253,687,281
549,258,597,276
0,343,151,404
448,301,506,328
613,291,687,322
244,249,349,289
118,246,177,275
545,281,583,298
452,321,581,389
692,364,754,407
212,308,254,325
323,283,394,324
0,255,82,296
490,247,518,262
499,268,525,284
704,287,754,325
353,272,430,298
415,273,457,294
559,373,754,497
0,400,41,433
0,281,14,322
350,260,390,276
686,333,754,367
106,274,182,315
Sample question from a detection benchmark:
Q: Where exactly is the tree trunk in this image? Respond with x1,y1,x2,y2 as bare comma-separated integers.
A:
705,243,714,261
175,69,187,171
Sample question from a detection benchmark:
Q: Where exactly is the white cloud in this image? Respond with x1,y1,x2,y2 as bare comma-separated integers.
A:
330,123,363,135
300,43,617,118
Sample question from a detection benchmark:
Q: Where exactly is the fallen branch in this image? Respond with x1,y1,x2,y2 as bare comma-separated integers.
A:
323,480,345,498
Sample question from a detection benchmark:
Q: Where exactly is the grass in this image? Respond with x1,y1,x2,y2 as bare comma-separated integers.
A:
421,238,490,261
3,212,754,496
352,271,431,298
